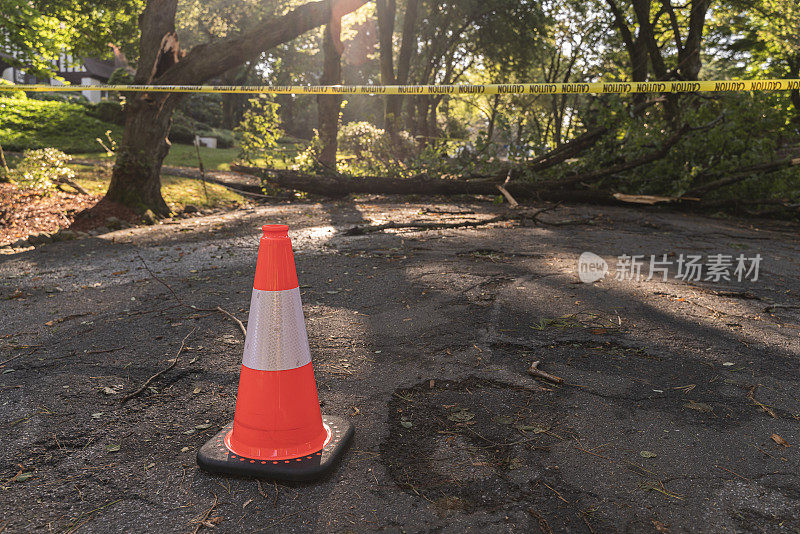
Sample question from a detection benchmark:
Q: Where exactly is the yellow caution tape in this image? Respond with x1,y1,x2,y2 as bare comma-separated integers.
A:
1,79,799,95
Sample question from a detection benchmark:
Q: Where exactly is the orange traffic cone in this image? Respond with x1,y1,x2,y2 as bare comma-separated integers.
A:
198,224,353,481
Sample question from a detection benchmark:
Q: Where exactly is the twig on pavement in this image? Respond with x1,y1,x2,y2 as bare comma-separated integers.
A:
121,327,195,403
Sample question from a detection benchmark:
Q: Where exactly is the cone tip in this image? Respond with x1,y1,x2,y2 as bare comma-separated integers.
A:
262,224,289,237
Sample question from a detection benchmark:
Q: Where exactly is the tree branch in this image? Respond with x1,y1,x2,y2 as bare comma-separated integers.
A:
157,0,369,85
686,157,800,196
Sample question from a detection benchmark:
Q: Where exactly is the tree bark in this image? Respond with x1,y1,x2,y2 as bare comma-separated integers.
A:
377,0,397,133
232,124,689,198
486,93,500,141
678,0,710,81
789,54,800,122
317,23,343,170
106,0,368,215
228,160,800,218
106,95,181,214
0,141,9,182
606,0,648,108
378,0,418,140
106,0,181,215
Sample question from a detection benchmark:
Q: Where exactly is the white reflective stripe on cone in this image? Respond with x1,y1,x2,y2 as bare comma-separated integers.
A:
241,287,312,371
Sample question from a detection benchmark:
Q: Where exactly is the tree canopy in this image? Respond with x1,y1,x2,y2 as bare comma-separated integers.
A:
1,0,798,217
0,0,142,76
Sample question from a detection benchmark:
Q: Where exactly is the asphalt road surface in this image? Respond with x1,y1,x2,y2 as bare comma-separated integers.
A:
1,200,799,532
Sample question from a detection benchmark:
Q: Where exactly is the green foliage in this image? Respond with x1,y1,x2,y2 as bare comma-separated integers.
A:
533,93,799,204
645,94,789,197
292,132,325,172
235,96,284,165
337,121,386,160
169,110,235,148
178,94,224,129
169,111,198,145
0,80,26,101
86,101,126,125
0,0,143,77
107,68,134,86
335,122,417,175
9,148,75,195
0,95,122,153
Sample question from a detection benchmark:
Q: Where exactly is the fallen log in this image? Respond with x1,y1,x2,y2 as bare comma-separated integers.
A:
232,164,631,204
232,120,692,202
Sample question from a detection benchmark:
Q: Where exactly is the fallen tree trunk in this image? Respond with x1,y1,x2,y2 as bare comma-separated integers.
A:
233,115,693,201
232,164,800,217
232,164,632,204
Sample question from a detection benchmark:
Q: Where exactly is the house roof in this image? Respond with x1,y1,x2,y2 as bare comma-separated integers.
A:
80,57,116,80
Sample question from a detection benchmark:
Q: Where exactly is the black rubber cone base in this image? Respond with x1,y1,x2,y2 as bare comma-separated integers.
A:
197,415,353,482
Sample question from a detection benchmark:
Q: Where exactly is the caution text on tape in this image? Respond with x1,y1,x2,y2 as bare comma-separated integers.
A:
1,79,799,95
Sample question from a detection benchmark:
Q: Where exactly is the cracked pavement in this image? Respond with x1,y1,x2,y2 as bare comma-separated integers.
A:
1,199,799,532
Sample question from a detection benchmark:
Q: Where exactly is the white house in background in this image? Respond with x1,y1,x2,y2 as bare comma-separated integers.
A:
1,49,129,103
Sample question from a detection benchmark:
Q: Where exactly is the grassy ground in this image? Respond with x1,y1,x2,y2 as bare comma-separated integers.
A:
163,144,240,170
76,140,304,171
75,145,239,171
72,164,246,212
0,94,122,153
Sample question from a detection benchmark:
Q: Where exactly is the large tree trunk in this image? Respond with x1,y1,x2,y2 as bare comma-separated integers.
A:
486,93,500,141
105,0,182,216
789,54,800,123
376,0,397,133
676,0,710,81
377,0,418,141
605,0,649,108
317,23,343,170
106,0,368,215
106,95,181,215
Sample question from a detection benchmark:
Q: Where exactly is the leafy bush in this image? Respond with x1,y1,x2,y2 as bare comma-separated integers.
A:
9,148,75,195
169,110,235,148
169,111,197,144
566,93,799,202
86,101,125,125
292,132,324,171
179,93,224,128
107,68,134,86
0,95,121,152
337,121,386,159
235,96,283,164
0,79,26,101
335,121,416,176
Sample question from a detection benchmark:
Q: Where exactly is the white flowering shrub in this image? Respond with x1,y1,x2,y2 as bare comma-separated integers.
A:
10,148,76,195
